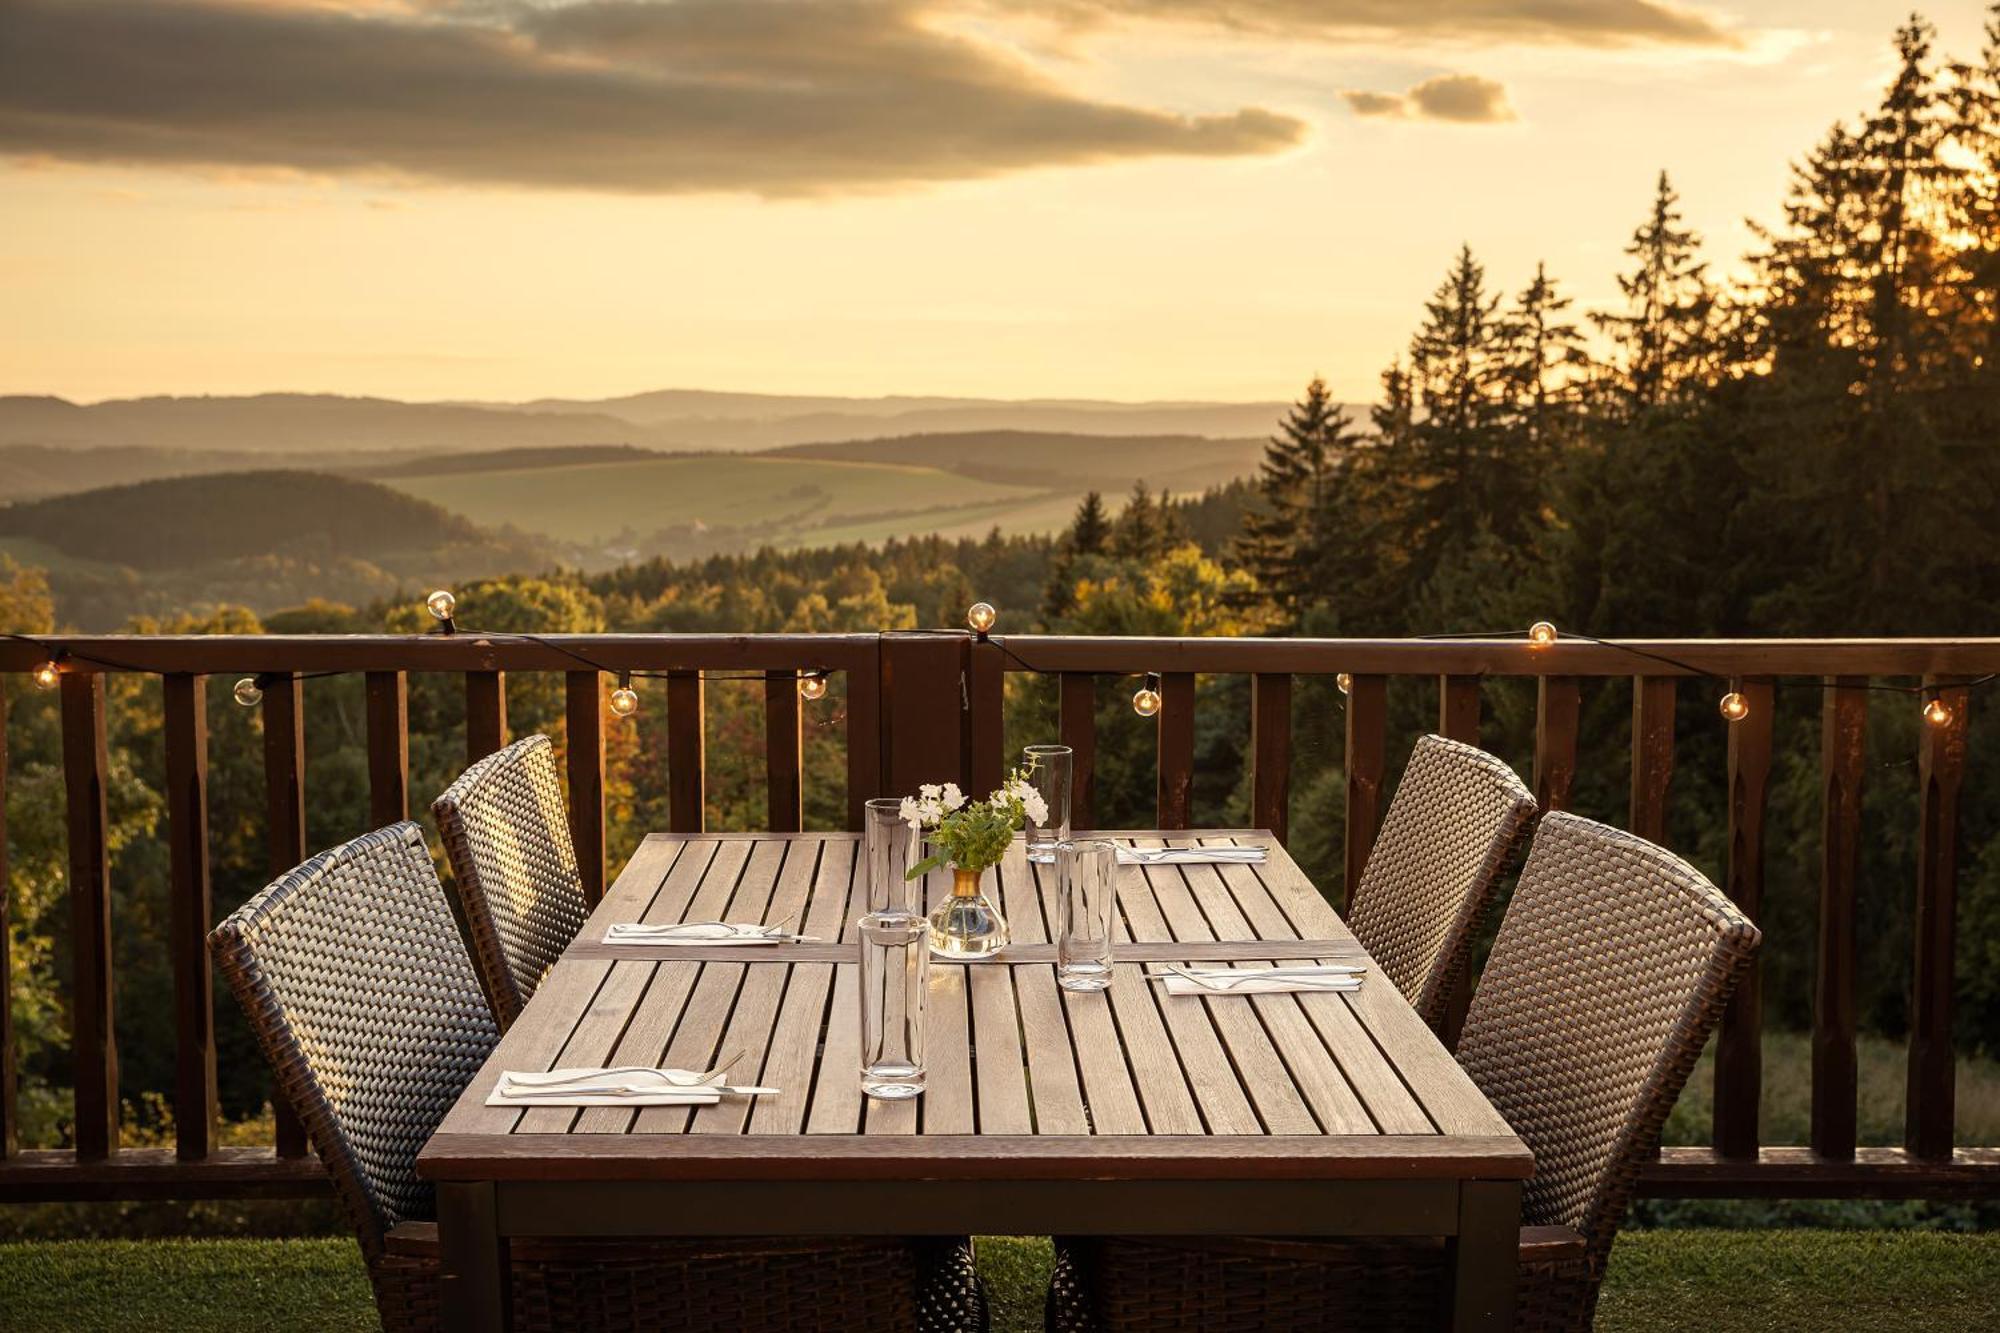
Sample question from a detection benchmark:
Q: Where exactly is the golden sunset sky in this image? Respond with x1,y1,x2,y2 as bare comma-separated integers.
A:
3,0,1992,405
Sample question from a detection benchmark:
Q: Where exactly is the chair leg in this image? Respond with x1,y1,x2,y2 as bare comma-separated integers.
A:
916,1237,989,1333
1043,1238,1098,1333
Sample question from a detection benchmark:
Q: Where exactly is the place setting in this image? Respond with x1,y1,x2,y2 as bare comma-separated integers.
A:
486,1050,779,1109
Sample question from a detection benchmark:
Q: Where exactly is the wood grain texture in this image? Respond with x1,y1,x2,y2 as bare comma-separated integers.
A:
464,670,507,765
1909,676,1968,1161
1715,677,1772,1159
1533,676,1580,813
1629,676,1676,844
1250,673,1291,844
0,678,10,1157
164,674,216,1161
1155,673,1196,830
364,670,408,827
62,672,117,1160
1815,677,1866,1161
1059,673,1097,833
763,670,803,833
666,670,704,834
1438,675,1481,746
565,671,606,906
259,674,309,1160
1343,674,1387,912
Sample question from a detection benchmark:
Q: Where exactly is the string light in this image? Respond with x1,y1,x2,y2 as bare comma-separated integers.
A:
799,670,829,701
966,602,997,636
1336,672,1352,696
233,677,264,708
1719,691,1750,722
609,672,639,718
1923,697,1952,727
426,589,458,634
1132,673,1162,718
32,659,60,691
1528,621,1559,647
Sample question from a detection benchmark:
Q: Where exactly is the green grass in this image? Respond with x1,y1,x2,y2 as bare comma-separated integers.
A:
380,454,1048,549
4,1231,1997,1331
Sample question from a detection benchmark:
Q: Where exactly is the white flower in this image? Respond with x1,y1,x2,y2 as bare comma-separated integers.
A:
942,782,966,811
919,783,942,801
1022,790,1050,827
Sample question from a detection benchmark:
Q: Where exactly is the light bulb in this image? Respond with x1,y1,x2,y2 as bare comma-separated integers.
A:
609,685,639,718
1528,621,1559,646
966,601,997,634
32,660,60,691
1132,685,1161,718
426,589,457,623
799,672,828,701
233,677,264,708
1719,691,1749,722
1923,697,1952,727
1336,672,1352,696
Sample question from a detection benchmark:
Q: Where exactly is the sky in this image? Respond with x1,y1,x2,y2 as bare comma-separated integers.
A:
2,0,1994,406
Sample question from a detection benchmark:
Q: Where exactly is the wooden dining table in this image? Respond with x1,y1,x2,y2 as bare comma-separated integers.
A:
418,829,1533,1331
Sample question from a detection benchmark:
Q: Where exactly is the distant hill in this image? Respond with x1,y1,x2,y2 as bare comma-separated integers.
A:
769,430,1266,493
367,444,666,479
0,471,557,628
0,442,446,502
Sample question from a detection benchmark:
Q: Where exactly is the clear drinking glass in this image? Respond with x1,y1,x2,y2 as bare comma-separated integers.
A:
864,797,921,916
1022,744,1073,864
858,909,928,1099
1055,838,1119,992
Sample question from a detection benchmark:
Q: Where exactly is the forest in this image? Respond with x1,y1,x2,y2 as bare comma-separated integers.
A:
2,12,1999,1160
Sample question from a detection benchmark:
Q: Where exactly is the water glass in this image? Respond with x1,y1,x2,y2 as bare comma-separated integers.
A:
858,910,928,1100
1022,744,1073,864
1055,838,1118,992
864,797,921,916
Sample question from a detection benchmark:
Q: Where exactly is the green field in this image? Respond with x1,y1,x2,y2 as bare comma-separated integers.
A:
382,454,1058,556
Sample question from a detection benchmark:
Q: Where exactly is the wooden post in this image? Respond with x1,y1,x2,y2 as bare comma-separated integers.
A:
465,671,508,765
365,670,409,827
1156,672,1196,830
1533,677,1579,813
1908,676,1968,1161
1059,673,1096,832
1343,674,1388,912
261,675,309,1158
667,670,705,835
61,672,117,1160
164,674,217,1161
1814,677,1866,1161
880,633,967,797
764,670,803,834
1630,676,1676,843
1439,675,1481,746
1250,673,1292,844
1714,677,1772,1159
0,677,13,1158
968,639,1007,799
566,672,606,905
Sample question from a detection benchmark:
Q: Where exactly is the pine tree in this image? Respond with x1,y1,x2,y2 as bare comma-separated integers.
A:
1069,491,1110,556
1110,480,1160,560
1235,376,1359,619
1498,263,1587,449
1592,173,1717,413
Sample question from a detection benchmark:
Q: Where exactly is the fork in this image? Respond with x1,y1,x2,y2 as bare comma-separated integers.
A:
1156,963,1362,991
508,1049,747,1088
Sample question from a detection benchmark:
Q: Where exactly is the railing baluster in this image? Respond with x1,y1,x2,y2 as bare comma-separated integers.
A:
261,675,309,1158
1343,673,1387,912
1155,671,1196,829
566,671,606,904
164,675,217,1162
846,648,884,828
764,670,803,834
60,672,117,1161
1908,675,1969,1161
969,640,1006,798
1630,675,1676,843
667,669,705,834
1251,673,1291,844
1534,676,1580,812
1439,675,1481,745
1715,677,1773,1159
365,670,408,826
1815,676,1867,1161
0,677,13,1158
880,634,965,798
464,670,507,765
1059,673,1096,833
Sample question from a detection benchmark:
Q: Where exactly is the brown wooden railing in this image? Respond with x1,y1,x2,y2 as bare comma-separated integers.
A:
0,631,1995,1203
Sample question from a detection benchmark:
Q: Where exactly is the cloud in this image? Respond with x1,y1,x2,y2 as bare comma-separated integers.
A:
0,0,1305,196
1005,0,1742,48
1342,73,1516,124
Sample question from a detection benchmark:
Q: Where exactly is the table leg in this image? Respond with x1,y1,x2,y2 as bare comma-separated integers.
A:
1447,1179,1519,1332
439,1181,509,1333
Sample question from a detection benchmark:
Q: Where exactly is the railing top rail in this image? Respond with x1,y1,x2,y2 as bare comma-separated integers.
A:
2,632,1998,678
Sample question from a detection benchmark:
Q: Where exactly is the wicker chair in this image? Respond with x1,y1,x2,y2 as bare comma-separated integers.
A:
1344,734,1538,1033
1051,811,1761,1333
211,822,982,1333
432,734,589,1029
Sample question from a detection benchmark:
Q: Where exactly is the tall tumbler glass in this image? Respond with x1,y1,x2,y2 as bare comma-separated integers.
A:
1055,838,1119,992
864,797,922,916
1022,744,1073,864
859,909,928,1100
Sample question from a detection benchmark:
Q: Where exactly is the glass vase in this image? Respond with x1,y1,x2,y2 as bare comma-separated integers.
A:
927,866,1009,960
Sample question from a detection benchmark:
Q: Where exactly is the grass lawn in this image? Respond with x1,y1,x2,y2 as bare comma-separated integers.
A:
2,1230,1997,1331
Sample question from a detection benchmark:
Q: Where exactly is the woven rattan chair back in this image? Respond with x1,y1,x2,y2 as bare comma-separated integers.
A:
1344,734,1538,1029
209,822,499,1263
433,734,589,1028
1457,811,1760,1275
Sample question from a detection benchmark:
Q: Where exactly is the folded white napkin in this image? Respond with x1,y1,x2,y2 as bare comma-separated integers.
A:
1117,847,1268,866
603,921,801,946
487,1068,726,1108
1157,966,1363,997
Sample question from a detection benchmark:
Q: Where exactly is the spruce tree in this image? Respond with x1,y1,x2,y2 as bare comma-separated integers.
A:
1236,376,1359,620
1592,172,1717,414
1069,491,1110,556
